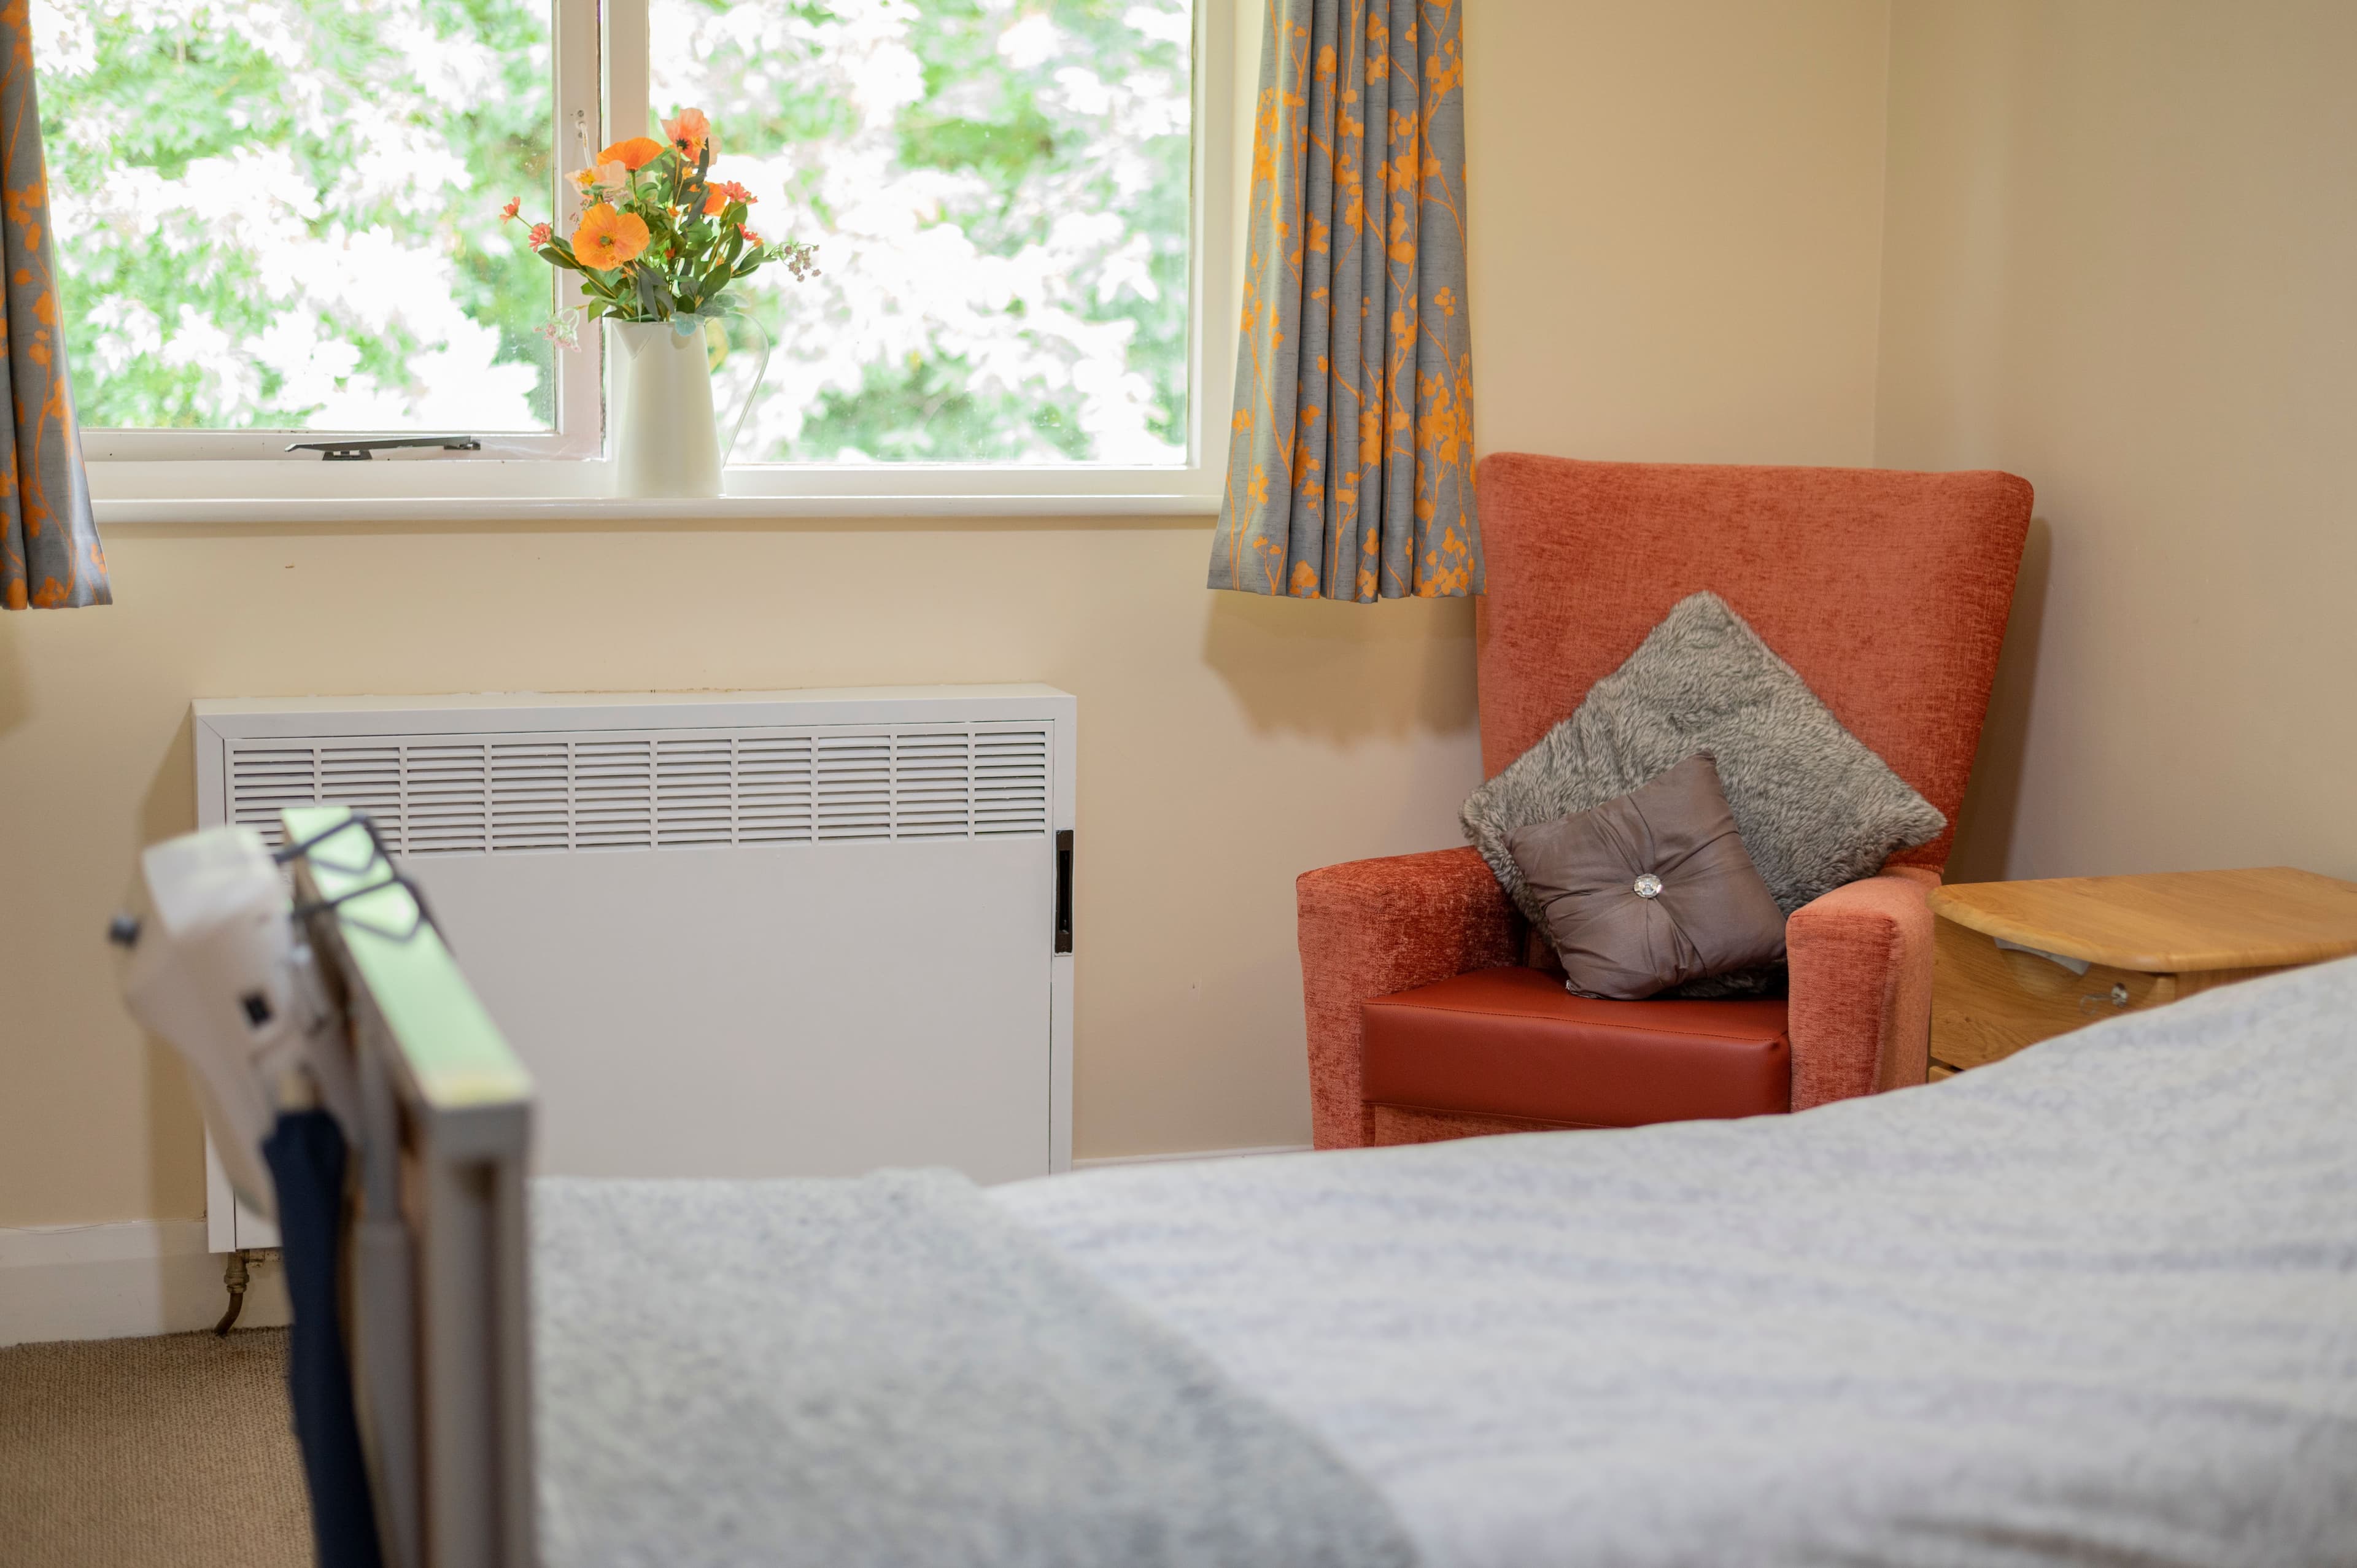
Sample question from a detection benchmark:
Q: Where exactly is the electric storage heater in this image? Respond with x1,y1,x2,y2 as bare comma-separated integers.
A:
193,686,1077,1253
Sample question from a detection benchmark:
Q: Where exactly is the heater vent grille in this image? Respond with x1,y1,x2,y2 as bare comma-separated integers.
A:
227,725,1052,854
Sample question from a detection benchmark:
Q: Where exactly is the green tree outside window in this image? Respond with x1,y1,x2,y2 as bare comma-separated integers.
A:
35,0,1191,463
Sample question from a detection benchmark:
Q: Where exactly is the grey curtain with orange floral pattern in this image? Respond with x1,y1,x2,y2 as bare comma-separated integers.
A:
1,7,106,611
1209,0,1479,601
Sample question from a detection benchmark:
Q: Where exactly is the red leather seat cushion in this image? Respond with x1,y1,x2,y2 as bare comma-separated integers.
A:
1361,966,1791,1128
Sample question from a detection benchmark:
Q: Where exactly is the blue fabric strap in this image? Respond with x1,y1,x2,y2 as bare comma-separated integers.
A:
261,1110,385,1568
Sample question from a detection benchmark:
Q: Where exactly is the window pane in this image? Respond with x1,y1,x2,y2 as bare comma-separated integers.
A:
652,0,1192,465
35,0,559,433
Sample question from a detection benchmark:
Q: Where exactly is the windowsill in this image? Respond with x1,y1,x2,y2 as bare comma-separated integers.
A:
92,490,1223,526
85,459,1226,525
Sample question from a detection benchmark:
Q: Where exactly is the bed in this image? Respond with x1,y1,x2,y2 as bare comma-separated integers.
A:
277,811,2357,1567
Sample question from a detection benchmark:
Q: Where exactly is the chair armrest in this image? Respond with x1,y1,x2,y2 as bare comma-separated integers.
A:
1296,846,1520,1148
1784,868,1940,1109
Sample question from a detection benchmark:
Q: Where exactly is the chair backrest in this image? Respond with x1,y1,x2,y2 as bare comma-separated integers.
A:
1474,454,2032,871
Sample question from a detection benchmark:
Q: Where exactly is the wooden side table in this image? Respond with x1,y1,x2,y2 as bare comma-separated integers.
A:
1925,866,2357,1078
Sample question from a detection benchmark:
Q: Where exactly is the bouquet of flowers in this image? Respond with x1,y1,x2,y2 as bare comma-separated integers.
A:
503,108,818,344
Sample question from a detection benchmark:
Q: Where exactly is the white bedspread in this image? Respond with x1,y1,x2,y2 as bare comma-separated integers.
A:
996,958,2357,1567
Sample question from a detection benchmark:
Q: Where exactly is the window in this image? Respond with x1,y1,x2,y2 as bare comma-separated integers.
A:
654,0,1194,466
36,0,598,458
37,0,1229,502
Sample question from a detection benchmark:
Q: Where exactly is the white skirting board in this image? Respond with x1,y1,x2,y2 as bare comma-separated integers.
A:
2,1147,1307,1345
1069,1145,1312,1170
0,1222,290,1347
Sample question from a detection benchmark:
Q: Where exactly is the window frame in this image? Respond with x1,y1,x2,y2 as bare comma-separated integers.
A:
74,0,1237,515
73,0,606,466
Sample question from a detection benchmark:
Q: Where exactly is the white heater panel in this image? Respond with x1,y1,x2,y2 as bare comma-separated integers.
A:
419,839,1050,1182
194,686,1076,1253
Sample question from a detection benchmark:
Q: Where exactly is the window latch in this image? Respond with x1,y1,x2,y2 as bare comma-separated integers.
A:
285,436,482,461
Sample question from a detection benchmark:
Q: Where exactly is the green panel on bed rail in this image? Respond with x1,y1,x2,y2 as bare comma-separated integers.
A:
281,805,532,1111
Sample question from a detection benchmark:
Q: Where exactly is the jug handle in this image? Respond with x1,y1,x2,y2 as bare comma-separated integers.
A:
706,313,773,466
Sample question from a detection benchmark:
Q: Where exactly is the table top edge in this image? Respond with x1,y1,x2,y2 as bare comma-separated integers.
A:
1927,867,2357,972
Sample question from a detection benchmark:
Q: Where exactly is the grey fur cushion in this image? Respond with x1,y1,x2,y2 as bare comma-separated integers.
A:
1463,592,1944,992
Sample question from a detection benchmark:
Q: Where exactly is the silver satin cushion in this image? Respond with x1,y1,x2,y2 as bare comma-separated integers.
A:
1504,753,1789,1001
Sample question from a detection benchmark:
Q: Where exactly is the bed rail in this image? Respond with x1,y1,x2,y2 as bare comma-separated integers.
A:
284,806,535,1568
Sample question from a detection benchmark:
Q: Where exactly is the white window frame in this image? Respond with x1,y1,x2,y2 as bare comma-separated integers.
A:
76,0,606,468
80,0,1237,520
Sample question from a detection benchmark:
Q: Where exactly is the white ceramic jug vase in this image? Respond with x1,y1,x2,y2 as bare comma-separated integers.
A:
610,317,770,498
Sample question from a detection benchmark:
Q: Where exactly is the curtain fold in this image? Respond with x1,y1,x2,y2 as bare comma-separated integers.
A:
1,10,106,611
1209,0,1479,601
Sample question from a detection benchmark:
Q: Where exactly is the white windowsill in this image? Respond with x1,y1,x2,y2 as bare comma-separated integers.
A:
93,491,1222,525
87,458,1226,525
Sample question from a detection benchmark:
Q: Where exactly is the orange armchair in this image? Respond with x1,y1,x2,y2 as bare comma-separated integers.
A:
1298,455,2032,1149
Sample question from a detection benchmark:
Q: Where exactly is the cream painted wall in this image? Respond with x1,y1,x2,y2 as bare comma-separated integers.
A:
0,0,1895,1229
1875,1,2357,886
1466,0,1892,465
0,525,1482,1226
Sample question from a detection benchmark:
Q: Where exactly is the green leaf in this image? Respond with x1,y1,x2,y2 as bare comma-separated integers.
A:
678,142,711,207
633,266,674,320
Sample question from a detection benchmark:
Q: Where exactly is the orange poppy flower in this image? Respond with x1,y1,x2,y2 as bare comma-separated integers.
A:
662,107,711,161
572,203,651,268
596,136,667,172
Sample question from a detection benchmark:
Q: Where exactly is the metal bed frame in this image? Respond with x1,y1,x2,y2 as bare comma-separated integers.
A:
285,806,535,1568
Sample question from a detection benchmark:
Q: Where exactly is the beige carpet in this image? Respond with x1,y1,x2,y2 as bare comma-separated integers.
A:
0,1329,311,1568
